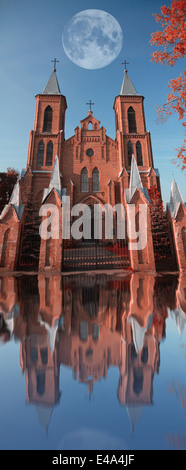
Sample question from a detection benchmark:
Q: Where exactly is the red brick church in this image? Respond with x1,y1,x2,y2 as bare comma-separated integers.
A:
0,63,186,272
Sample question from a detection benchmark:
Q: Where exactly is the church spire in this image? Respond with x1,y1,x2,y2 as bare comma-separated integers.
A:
0,179,24,221
120,63,138,96
129,154,143,200
125,155,151,203
42,61,61,95
42,155,62,202
168,176,184,218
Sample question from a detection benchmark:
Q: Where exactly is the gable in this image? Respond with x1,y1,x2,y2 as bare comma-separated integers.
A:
0,204,19,224
80,114,100,130
130,187,150,206
175,202,186,223
42,188,62,206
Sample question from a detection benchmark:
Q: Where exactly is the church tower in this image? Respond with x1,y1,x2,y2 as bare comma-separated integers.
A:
114,63,158,190
26,60,67,206
1,60,185,274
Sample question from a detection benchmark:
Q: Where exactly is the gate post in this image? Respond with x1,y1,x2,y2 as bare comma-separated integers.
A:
127,192,156,272
39,195,62,272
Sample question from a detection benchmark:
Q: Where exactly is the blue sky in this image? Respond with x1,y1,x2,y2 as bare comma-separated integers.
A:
0,0,185,204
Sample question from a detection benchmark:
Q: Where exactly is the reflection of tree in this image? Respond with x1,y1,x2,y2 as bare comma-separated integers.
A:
166,365,186,449
168,380,186,417
180,344,186,359
166,432,186,450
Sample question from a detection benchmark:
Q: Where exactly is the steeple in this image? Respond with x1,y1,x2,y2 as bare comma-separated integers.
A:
0,179,24,221
129,155,143,198
27,61,67,173
42,70,61,95
42,155,62,202
168,176,184,218
120,68,138,96
114,63,154,171
125,155,151,203
48,155,61,193
41,58,61,95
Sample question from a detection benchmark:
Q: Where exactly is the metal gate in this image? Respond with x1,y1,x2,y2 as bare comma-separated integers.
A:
17,225,40,271
151,219,178,272
62,239,130,272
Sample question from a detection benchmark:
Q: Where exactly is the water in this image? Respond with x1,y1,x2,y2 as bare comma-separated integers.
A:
0,272,186,450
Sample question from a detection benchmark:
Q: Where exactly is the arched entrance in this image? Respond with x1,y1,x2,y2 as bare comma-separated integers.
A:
82,204,95,243
0,229,10,267
62,199,130,271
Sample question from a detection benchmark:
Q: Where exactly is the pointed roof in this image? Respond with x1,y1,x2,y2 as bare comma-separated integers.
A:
128,314,153,354
9,179,20,205
49,155,61,193
168,176,184,218
174,307,186,337
126,405,142,435
42,70,61,95
129,155,143,197
120,69,139,96
125,155,151,203
38,316,59,354
34,404,53,432
0,179,24,221
42,155,62,202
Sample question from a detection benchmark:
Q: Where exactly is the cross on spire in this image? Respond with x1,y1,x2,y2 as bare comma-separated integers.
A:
122,60,129,72
51,58,59,71
86,100,95,112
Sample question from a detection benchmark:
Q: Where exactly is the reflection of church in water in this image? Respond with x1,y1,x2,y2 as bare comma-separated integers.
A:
0,272,185,432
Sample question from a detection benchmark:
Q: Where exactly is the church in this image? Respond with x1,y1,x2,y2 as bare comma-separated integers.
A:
0,62,186,272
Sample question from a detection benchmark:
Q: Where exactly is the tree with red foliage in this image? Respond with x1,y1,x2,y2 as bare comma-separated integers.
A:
148,186,176,270
0,167,19,213
150,0,186,169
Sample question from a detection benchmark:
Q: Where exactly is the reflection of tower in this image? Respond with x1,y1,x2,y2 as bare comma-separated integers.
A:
153,275,178,342
2,272,177,436
171,273,186,337
16,275,62,432
57,275,131,393
118,274,160,432
0,276,20,344
22,331,60,432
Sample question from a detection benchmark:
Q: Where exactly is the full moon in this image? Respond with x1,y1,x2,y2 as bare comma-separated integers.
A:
62,9,123,69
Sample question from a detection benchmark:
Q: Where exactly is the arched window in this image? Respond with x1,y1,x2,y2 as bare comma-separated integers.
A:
141,345,148,364
136,141,143,166
31,347,38,364
40,347,48,365
128,106,137,133
88,122,93,130
45,238,50,266
46,141,53,166
181,227,186,258
36,371,45,396
80,321,89,342
43,105,53,133
0,229,10,267
92,168,100,192
81,168,89,193
115,113,118,132
37,141,44,167
127,141,133,166
93,324,100,341
136,211,144,264
133,367,144,396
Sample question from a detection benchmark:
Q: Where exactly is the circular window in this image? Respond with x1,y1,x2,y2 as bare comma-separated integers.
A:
86,148,94,157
